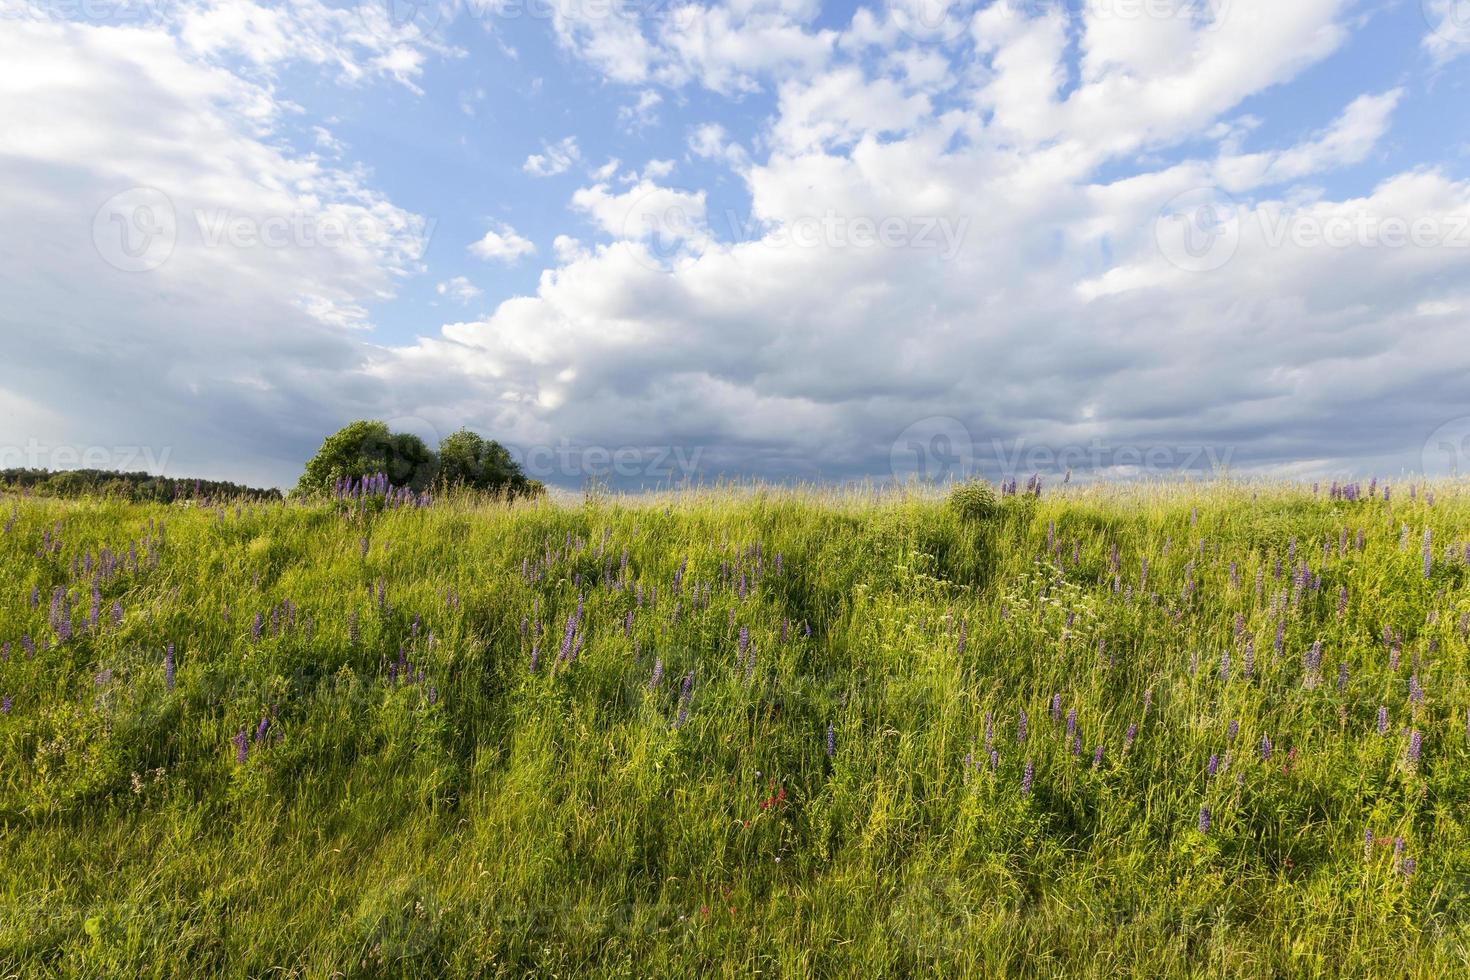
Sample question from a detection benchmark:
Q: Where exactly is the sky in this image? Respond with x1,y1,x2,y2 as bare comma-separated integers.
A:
1,0,1469,490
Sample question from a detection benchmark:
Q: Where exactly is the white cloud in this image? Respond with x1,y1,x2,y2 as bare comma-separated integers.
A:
0,17,430,484
523,137,581,177
437,276,483,303
468,223,537,263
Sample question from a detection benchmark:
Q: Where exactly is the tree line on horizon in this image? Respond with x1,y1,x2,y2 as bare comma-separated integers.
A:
0,422,542,504
294,420,543,499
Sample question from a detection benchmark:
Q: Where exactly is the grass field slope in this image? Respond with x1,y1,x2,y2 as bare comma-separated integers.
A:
1,481,1467,977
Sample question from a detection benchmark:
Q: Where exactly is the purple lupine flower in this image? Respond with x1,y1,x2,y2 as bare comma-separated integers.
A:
165,643,175,691
674,671,693,728
1124,723,1138,750
1017,708,1028,742
1092,744,1103,768
1050,694,1062,725
984,711,994,751
648,657,663,691
1198,806,1210,833
1260,733,1272,761
529,643,540,672
1423,528,1433,579
1065,708,1076,741
1021,760,1034,795
1,695,11,715
826,723,836,759
1227,719,1239,742
1407,729,1422,768
1364,828,1374,861
1337,662,1348,693
1377,705,1389,735
1338,586,1348,617
21,635,34,659
1207,754,1218,778
1409,674,1424,706
255,717,270,742
1303,640,1322,689
738,625,749,659
252,613,263,642
428,686,438,706
1219,648,1230,682
557,614,577,663
233,730,249,764
110,601,123,626
1242,641,1254,680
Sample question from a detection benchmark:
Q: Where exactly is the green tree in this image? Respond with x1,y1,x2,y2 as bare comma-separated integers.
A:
436,428,540,496
295,420,439,496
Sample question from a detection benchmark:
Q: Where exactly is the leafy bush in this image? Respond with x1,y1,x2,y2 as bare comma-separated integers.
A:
295,421,439,497
947,479,999,521
436,429,541,497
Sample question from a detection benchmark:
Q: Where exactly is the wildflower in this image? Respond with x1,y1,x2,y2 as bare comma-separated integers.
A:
1207,754,1218,778
826,723,836,759
1124,723,1138,751
1219,648,1230,682
1364,828,1373,861
1,695,10,715
1227,719,1239,741
1260,733,1272,761
1243,641,1254,680
1378,705,1389,735
1407,729,1422,769
1021,760,1034,795
165,643,175,691
1303,641,1322,689
1065,708,1076,741
1050,694,1061,724
1337,662,1348,693
674,672,694,728
233,730,249,765
738,626,749,659
1092,744,1103,768
1017,708,1028,742
648,658,663,691
1198,806,1211,833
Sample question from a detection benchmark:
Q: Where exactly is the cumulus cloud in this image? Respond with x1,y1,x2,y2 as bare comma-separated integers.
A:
468,223,537,263
523,137,581,177
5,0,1470,489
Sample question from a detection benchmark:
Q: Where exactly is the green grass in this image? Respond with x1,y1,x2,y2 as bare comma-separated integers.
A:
1,482,1467,977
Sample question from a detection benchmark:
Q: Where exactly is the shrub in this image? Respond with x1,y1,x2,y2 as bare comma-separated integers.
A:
295,421,438,497
436,429,540,497
947,480,999,522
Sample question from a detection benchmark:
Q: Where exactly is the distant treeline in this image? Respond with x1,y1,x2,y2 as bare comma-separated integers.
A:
0,468,282,503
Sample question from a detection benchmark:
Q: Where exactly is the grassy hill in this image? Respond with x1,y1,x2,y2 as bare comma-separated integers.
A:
0,482,1466,977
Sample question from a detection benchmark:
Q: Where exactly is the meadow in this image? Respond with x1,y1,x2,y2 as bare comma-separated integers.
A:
0,479,1467,978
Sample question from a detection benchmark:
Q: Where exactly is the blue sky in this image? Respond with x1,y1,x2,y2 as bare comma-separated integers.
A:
2,0,1470,488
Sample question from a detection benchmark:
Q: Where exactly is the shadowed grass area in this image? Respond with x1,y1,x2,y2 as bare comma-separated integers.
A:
0,481,1466,977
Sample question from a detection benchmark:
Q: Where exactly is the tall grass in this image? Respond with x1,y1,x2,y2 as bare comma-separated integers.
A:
0,481,1466,977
